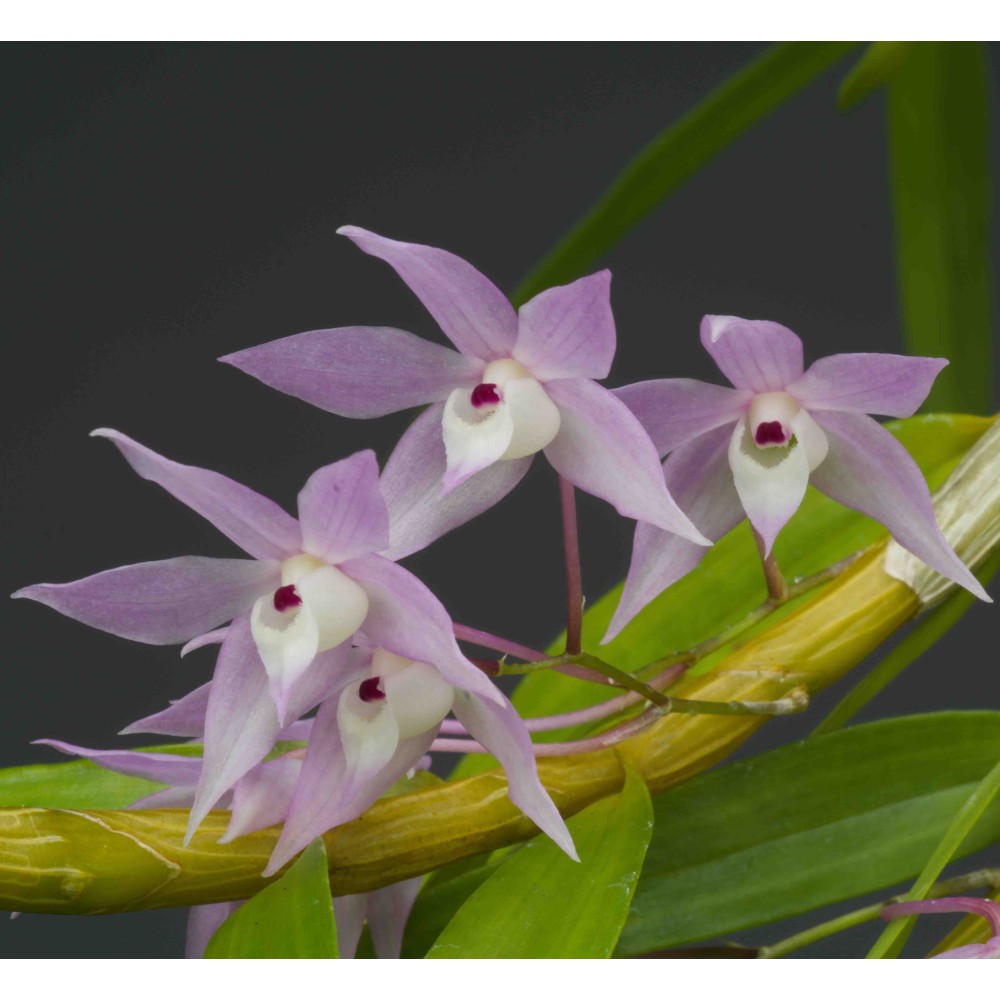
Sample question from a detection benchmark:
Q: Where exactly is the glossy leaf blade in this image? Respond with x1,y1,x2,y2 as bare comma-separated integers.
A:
888,43,996,413
204,839,337,959
513,42,855,304
615,712,1000,955
427,769,652,958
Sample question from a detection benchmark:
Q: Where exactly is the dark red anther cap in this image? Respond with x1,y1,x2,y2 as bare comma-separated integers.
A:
273,584,302,612
754,421,787,446
359,677,386,702
471,383,501,408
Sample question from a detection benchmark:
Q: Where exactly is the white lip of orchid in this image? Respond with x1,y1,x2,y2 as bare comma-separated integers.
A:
443,357,562,463
250,553,370,713
337,651,454,781
745,392,829,471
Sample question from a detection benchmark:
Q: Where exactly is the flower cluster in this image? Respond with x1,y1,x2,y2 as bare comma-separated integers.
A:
14,227,989,955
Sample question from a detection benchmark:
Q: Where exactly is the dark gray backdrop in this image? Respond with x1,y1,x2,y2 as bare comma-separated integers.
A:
2,43,997,958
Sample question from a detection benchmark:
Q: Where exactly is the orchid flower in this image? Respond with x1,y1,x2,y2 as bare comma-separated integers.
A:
221,227,708,548
13,432,508,840
881,897,1000,959
36,740,422,959
605,315,991,640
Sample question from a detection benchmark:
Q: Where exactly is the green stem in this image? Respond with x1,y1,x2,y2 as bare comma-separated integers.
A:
759,868,1000,959
867,757,1000,958
814,549,1000,736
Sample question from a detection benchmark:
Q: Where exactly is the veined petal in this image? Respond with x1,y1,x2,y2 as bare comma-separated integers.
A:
613,378,751,455
189,615,279,842
186,902,241,959
333,894,369,960
264,692,435,878
933,941,1000,960
441,386,515,492
297,451,389,564
543,378,709,543
809,411,989,601
34,741,203,789
787,353,949,417
92,429,301,561
451,690,577,861
120,681,212,738
180,628,229,658
604,424,743,641
380,401,532,560
221,756,302,844
132,786,201,809
728,418,809,555
338,227,518,361
220,325,482,418
342,553,504,705
514,270,615,380
700,315,804,392
14,556,279,645
366,878,423,959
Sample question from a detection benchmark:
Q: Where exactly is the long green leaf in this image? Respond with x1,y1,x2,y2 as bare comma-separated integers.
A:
888,42,996,413
837,42,914,111
426,769,652,958
814,546,1000,735
513,42,855,304
205,839,337,959
614,712,1000,955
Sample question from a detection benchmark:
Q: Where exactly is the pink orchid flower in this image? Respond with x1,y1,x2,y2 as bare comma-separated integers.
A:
607,315,990,640
881,897,1000,959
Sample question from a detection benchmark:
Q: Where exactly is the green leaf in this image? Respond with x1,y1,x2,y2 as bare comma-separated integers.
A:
868,753,1000,958
204,839,337,958
426,769,652,958
814,546,1000,735
0,742,203,810
513,42,856,305
450,413,991,767
614,712,1000,955
837,42,914,111
888,43,996,413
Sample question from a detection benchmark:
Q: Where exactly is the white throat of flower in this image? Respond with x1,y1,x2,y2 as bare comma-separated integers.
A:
250,553,370,720
442,359,562,480
728,392,829,534
336,649,454,784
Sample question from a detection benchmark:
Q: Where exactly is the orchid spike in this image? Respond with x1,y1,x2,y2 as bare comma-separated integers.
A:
13,432,503,840
881,897,1000,959
606,315,991,640
221,227,709,550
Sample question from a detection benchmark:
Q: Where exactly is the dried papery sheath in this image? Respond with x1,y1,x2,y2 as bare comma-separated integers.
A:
884,417,1000,606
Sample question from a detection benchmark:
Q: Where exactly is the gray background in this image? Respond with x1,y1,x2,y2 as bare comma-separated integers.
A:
1,43,997,958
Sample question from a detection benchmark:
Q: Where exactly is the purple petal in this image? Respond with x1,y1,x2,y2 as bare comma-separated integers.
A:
338,226,518,361
180,628,229,658
787,353,948,417
121,682,212,738
700,315,804,392
297,451,389,564
613,378,750,455
92,429,301,561
809,411,989,601
188,615,281,840
451,690,576,860
34,740,203,789
186,903,241,959
342,554,504,705
380,402,533,560
221,756,303,843
514,271,615,380
264,695,435,877
14,557,278,645
604,424,744,641
131,786,200,809
220,325,482,418
543,378,709,542
333,894,369,959
933,941,1000,959
366,877,423,959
